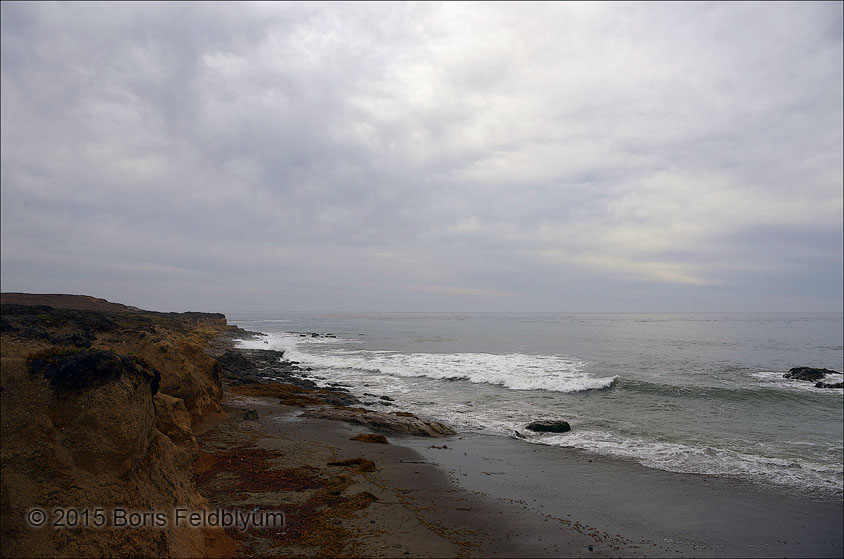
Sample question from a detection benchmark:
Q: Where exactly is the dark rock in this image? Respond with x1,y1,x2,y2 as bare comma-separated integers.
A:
243,409,259,420
224,375,258,386
293,377,319,388
216,350,256,372
379,395,395,402
303,407,456,437
526,420,571,433
315,392,360,407
815,381,843,389
325,385,350,393
350,433,389,444
784,367,840,382
327,457,376,471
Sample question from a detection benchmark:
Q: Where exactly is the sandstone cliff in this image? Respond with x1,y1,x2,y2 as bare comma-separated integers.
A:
0,294,234,558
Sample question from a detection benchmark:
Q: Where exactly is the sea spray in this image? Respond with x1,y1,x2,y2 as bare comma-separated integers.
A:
227,311,844,497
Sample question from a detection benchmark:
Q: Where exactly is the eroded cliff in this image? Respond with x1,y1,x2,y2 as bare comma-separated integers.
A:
0,294,234,558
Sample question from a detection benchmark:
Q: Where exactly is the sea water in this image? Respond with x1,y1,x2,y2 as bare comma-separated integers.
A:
227,312,843,497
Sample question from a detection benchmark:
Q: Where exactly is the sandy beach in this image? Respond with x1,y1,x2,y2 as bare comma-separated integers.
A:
196,388,843,558
404,434,844,558
197,393,654,557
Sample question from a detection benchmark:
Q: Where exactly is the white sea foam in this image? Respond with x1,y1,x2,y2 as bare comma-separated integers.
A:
750,371,844,394
233,333,297,352
230,326,841,496
285,348,615,393
233,332,352,353
533,429,844,495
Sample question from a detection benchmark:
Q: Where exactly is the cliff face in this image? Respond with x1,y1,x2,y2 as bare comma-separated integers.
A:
0,295,233,558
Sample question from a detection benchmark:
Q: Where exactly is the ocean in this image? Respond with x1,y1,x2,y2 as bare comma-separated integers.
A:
227,312,843,498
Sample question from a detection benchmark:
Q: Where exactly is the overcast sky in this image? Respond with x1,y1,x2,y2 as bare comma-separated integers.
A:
1,2,842,313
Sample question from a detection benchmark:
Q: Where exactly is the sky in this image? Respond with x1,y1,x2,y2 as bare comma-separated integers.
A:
1,1,842,313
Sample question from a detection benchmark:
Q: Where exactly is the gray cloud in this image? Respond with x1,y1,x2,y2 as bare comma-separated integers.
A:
2,1,841,312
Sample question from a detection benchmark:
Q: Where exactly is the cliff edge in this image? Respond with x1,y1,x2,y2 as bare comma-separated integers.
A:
0,294,235,558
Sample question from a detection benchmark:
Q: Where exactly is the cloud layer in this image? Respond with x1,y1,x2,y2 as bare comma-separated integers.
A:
2,2,841,312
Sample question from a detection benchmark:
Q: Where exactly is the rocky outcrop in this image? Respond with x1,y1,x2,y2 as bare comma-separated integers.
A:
1,294,235,558
229,382,360,407
217,349,257,373
815,381,843,389
303,407,456,437
525,420,571,433
784,367,840,382
1,296,230,425
147,339,223,424
350,434,389,444
27,350,160,479
1,351,206,557
154,393,199,459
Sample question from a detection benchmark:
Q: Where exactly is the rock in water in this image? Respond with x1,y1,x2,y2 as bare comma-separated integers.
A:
815,381,844,389
525,420,571,433
243,409,259,420
784,367,840,382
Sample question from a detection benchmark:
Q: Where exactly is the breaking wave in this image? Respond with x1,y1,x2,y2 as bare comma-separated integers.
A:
283,346,616,393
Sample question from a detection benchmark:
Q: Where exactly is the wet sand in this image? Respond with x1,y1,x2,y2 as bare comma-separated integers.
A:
196,392,843,557
402,434,843,558
200,394,658,557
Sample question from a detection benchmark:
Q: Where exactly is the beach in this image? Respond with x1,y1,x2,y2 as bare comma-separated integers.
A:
196,322,843,558
197,380,843,558
198,391,663,557
405,434,843,558
207,311,843,558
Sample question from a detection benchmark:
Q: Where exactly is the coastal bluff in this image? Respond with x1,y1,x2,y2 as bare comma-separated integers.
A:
0,293,236,558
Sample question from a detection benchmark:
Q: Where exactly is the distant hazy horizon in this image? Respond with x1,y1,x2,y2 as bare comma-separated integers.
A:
2,2,841,314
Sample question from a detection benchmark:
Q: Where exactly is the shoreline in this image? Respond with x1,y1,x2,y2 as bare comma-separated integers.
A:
203,332,844,557
201,331,659,556
198,392,659,557
2,295,840,557
402,433,843,558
